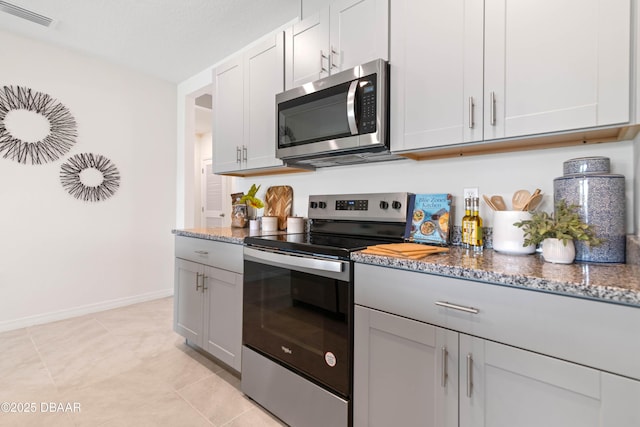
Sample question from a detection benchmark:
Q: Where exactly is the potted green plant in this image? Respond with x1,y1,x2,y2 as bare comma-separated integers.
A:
513,199,601,264
239,184,264,220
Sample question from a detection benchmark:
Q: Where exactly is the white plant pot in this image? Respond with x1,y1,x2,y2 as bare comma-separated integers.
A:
542,238,576,264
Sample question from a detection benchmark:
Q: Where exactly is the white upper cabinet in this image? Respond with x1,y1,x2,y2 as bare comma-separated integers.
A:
285,9,330,90
329,0,389,72
484,0,631,140
391,0,484,151
285,0,389,90
213,56,244,173
391,0,633,153
213,32,285,174
243,33,285,170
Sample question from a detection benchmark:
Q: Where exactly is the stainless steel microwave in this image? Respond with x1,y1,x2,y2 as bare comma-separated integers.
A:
276,59,398,168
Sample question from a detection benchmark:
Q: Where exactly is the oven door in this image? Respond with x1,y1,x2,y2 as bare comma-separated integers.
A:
243,246,352,398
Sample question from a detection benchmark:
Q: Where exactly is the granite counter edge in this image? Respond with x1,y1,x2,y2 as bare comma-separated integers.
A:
351,252,640,308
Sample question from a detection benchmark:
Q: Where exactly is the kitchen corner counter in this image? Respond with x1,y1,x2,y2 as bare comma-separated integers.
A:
172,227,287,244
352,246,640,308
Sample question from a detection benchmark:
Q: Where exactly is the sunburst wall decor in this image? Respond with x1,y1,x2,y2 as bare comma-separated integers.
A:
60,153,121,202
0,85,77,164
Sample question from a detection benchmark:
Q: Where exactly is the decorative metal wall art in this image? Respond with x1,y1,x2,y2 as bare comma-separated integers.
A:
60,153,121,202
0,85,77,164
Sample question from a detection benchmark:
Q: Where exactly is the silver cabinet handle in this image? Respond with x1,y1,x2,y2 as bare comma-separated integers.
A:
468,96,475,129
236,146,241,163
441,347,448,387
196,272,203,291
242,145,247,162
466,353,473,398
202,275,208,291
346,80,359,135
194,250,209,255
435,301,479,314
490,91,496,126
320,50,328,73
330,46,338,69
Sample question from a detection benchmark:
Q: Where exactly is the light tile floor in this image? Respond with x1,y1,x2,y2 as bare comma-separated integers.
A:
0,297,286,427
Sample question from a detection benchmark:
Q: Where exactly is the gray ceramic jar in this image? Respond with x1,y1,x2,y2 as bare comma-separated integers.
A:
553,157,626,263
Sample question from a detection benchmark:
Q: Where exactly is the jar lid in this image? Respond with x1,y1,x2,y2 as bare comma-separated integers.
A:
563,156,610,176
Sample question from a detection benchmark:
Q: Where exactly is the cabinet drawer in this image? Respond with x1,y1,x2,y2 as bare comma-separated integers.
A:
355,263,640,380
175,236,243,273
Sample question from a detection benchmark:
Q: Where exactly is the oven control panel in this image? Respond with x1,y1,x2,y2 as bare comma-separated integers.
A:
309,192,410,222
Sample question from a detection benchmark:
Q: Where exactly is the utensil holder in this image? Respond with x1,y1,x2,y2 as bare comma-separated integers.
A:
492,211,536,255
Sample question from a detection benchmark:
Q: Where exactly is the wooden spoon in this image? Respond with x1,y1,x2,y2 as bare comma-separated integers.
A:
523,193,543,211
490,195,507,211
482,194,498,211
512,189,531,211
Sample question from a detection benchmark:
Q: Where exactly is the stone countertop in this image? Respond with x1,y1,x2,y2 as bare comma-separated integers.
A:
173,227,640,308
172,227,287,244
352,246,640,308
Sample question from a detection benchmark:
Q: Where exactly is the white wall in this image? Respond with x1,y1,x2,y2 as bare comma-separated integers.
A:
0,30,177,331
234,141,636,233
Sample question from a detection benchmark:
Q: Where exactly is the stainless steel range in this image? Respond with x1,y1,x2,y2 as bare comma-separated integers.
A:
242,192,410,427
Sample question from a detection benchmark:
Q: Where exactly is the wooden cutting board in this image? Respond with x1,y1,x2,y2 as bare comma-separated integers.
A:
361,243,449,259
264,186,293,230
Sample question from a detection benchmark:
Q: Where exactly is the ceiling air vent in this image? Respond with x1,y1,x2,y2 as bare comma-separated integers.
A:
0,1,54,27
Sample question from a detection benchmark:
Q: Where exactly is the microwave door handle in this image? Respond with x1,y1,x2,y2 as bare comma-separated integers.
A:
346,80,359,135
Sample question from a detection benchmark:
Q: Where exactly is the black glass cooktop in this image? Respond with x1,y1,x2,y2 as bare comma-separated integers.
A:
244,233,400,259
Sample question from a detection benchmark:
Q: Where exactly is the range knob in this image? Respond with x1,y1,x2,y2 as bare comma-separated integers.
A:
318,201,327,209
309,201,318,209
379,201,389,209
392,201,402,210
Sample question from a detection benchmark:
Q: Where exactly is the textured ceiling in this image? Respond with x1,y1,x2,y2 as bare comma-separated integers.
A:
0,0,300,83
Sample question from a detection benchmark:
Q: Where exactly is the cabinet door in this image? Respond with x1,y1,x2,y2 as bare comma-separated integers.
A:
353,305,458,427
329,0,388,73
243,32,285,171
284,9,330,90
213,55,244,173
204,266,243,372
460,335,640,427
390,0,483,152
174,259,204,347
484,0,631,140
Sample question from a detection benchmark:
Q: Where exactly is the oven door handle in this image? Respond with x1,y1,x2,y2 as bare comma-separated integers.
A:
244,247,345,273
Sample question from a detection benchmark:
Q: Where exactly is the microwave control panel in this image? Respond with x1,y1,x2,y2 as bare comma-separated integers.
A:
359,76,377,134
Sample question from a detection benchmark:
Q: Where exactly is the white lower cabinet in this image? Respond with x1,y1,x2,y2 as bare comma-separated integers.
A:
354,305,640,427
174,237,243,372
460,335,640,427
353,306,458,427
353,263,640,426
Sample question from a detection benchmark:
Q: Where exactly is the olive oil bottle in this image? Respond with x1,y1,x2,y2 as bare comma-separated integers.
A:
470,197,483,251
461,197,472,248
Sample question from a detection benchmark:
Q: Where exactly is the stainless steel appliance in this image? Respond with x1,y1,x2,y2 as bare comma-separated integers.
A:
276,59,401,168
242,192,410,427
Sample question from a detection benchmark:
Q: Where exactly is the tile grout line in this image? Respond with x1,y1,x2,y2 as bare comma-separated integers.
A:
173,389,216,426
26,326,61,395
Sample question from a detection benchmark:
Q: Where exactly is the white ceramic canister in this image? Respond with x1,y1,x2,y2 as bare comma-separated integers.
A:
554,156,625,263
287,217,305,233
262,216,279,232
492,210,536,255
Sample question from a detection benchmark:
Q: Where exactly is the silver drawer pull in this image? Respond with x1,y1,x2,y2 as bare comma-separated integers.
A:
194,250,209,255
441,346,448,387
435,301,479,314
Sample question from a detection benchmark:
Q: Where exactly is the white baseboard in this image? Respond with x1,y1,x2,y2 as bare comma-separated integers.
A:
0,288,174,333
